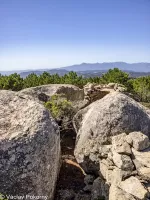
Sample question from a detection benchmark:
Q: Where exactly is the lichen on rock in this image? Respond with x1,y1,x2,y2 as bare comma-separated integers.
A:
0,90,61,200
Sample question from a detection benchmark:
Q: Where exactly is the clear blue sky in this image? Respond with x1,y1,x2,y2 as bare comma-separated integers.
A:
0,0,150,70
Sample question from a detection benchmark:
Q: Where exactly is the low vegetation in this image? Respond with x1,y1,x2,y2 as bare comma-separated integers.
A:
0,68,150,102
44,94,75,120
140,102,150,109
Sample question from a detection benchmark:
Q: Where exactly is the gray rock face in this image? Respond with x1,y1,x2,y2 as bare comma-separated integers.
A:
19,84,84,102
74,92,150,171
126,131,150,151
83,82,126,104
0,90,60,200
98,132,150,200
138,167,150,181
111,167,137,187
91,177,109,200
132,148,150,168
112,133,131,155
99,159,113,184
120,176,148,200
73,90,150,199
109,184,136,200
112,152,134,171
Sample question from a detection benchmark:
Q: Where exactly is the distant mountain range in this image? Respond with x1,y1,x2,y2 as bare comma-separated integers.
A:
62,62,150,72
0,62,150,78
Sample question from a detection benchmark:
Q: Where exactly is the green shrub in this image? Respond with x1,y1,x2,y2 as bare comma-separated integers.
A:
140,102,150,109
44,94,74,119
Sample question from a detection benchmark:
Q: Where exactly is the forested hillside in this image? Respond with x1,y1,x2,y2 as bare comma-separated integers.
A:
0,68,150,102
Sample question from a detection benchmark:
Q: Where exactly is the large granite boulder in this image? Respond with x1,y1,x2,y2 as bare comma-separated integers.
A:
73,92,150,172
0,90,60,200
19,84,84,103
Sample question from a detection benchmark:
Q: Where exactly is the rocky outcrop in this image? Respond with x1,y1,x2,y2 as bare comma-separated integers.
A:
109,184,137,200
84,82,126,103
107,132,150,200
120,176,148,199
73,92,150,173
126,131,150,151
74,132,150,200
0,90,60,200
132,148,150,168
19,84,84,103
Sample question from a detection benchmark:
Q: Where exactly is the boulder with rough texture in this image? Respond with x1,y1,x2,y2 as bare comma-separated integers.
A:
98,145,112,158
138,167,150,181
74,92,150,172
83,82,115,103
89,131,150,199
112,152,134,171
109,184,136,200
126,131,150,151
111,167,137,187
83,82,127,104
99,159,113,184
112,133,131,155
132,148,150,168
19,84,84,102
120,176,148,200
0,90,60,200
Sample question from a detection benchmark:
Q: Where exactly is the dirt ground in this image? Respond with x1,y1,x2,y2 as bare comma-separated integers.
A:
54,128,85,199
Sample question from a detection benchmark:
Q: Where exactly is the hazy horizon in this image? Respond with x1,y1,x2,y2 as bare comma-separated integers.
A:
0,61,150,72
0,0,150,71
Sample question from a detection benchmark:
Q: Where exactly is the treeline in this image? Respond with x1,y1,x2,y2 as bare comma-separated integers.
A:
0,68,150,102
